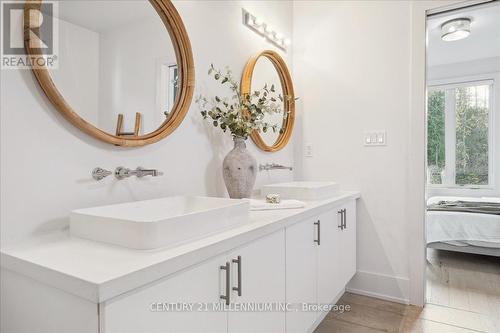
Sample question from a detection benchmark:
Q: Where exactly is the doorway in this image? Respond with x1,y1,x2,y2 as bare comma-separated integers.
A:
424,1,500,328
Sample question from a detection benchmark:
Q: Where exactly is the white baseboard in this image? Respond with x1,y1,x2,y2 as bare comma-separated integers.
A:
346,270,410,305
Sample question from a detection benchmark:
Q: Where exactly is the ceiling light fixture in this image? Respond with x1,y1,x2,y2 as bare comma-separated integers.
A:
441,18,471,41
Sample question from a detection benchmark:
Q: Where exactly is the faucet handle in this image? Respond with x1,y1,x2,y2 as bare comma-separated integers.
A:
136,167,163,177
92,167,112,181
114,166,133,179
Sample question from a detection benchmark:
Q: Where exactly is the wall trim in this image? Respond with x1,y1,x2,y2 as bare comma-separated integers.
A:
346,270,410,305
426,0,495,16
347,287,410,305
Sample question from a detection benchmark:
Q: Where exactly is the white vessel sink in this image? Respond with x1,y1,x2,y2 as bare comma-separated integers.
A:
70,196,250,250
261,181,340,201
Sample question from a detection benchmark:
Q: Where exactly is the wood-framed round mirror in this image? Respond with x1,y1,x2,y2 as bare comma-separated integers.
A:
240,50,295,152
24,0,194,147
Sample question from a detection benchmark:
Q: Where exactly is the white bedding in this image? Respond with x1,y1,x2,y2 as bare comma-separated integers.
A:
426,196,500,248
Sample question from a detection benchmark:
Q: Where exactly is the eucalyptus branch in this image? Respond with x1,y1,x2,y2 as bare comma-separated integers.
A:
197,65,291,140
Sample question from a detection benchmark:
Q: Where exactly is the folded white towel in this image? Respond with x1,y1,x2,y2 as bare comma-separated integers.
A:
247,199,306,211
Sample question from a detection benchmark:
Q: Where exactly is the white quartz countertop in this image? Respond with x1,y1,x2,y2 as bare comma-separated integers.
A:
0,191,360,303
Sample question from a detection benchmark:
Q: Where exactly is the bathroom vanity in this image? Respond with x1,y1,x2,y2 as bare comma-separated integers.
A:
1,191,359,333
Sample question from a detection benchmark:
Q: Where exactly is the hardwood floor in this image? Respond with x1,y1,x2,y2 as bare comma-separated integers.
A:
314,249,500,332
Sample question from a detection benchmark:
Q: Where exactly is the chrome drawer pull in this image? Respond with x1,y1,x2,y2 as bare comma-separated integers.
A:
338,210,343,230
343,209,347,229
220,262,230,305
314,220,321,245
232,256,242,296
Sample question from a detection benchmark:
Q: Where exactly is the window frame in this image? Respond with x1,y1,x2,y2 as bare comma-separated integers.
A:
427,74,496,189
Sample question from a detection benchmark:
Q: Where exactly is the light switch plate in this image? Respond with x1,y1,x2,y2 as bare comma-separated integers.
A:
364,131,386,146
305,143,313,157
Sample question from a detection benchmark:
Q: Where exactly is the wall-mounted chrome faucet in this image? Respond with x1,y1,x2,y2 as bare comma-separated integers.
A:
92,166,163,181
259,163,293,172
114,166,163,179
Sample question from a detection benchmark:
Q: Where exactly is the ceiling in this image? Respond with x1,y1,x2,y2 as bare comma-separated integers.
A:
57,0,159,33
427,3,500,67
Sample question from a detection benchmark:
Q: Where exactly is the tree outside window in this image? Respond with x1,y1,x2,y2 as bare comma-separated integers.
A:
427,81,492,187
427,89,445,184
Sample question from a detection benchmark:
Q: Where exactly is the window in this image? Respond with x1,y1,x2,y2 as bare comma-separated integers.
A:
427,80,493,188
157,62,179,119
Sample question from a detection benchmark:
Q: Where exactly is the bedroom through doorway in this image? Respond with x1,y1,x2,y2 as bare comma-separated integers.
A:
425,0,500,325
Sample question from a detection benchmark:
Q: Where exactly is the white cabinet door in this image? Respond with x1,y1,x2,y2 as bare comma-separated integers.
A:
285,218,318,333
227,230,286,333
317,209,344,306
101,255,228,333
341,199,357,284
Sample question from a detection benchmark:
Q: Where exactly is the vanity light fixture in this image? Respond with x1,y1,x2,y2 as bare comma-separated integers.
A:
441,18,471,41
242,9,288,51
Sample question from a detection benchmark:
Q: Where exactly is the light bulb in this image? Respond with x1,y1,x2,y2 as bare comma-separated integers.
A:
253,17,263,27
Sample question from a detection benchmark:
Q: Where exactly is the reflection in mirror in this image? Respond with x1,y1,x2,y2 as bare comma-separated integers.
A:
241,50,295,152
251,57,285,146
48,0,178,136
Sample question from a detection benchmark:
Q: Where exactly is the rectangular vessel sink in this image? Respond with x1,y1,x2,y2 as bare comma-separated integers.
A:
70,196,249,250
261,181,340,201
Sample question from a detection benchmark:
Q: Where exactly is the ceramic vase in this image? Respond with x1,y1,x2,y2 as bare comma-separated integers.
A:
222,136,257,199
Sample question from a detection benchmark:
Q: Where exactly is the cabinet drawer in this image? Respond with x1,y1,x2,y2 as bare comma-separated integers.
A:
228,230,286,333
101,255,228,333
341,199,357,283
285,218,318,333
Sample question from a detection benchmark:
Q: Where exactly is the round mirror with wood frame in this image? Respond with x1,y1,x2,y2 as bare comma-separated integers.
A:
240,50,295,152
24,0,194,147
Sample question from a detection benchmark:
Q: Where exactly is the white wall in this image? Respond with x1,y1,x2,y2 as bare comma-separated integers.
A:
293,0,468,305
98,16,176,134
428,56,500,81
293,0,413,303
50,18,100,125
0,0,295,247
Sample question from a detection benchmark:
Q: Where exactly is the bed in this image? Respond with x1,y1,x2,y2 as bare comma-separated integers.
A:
426,196,500,257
